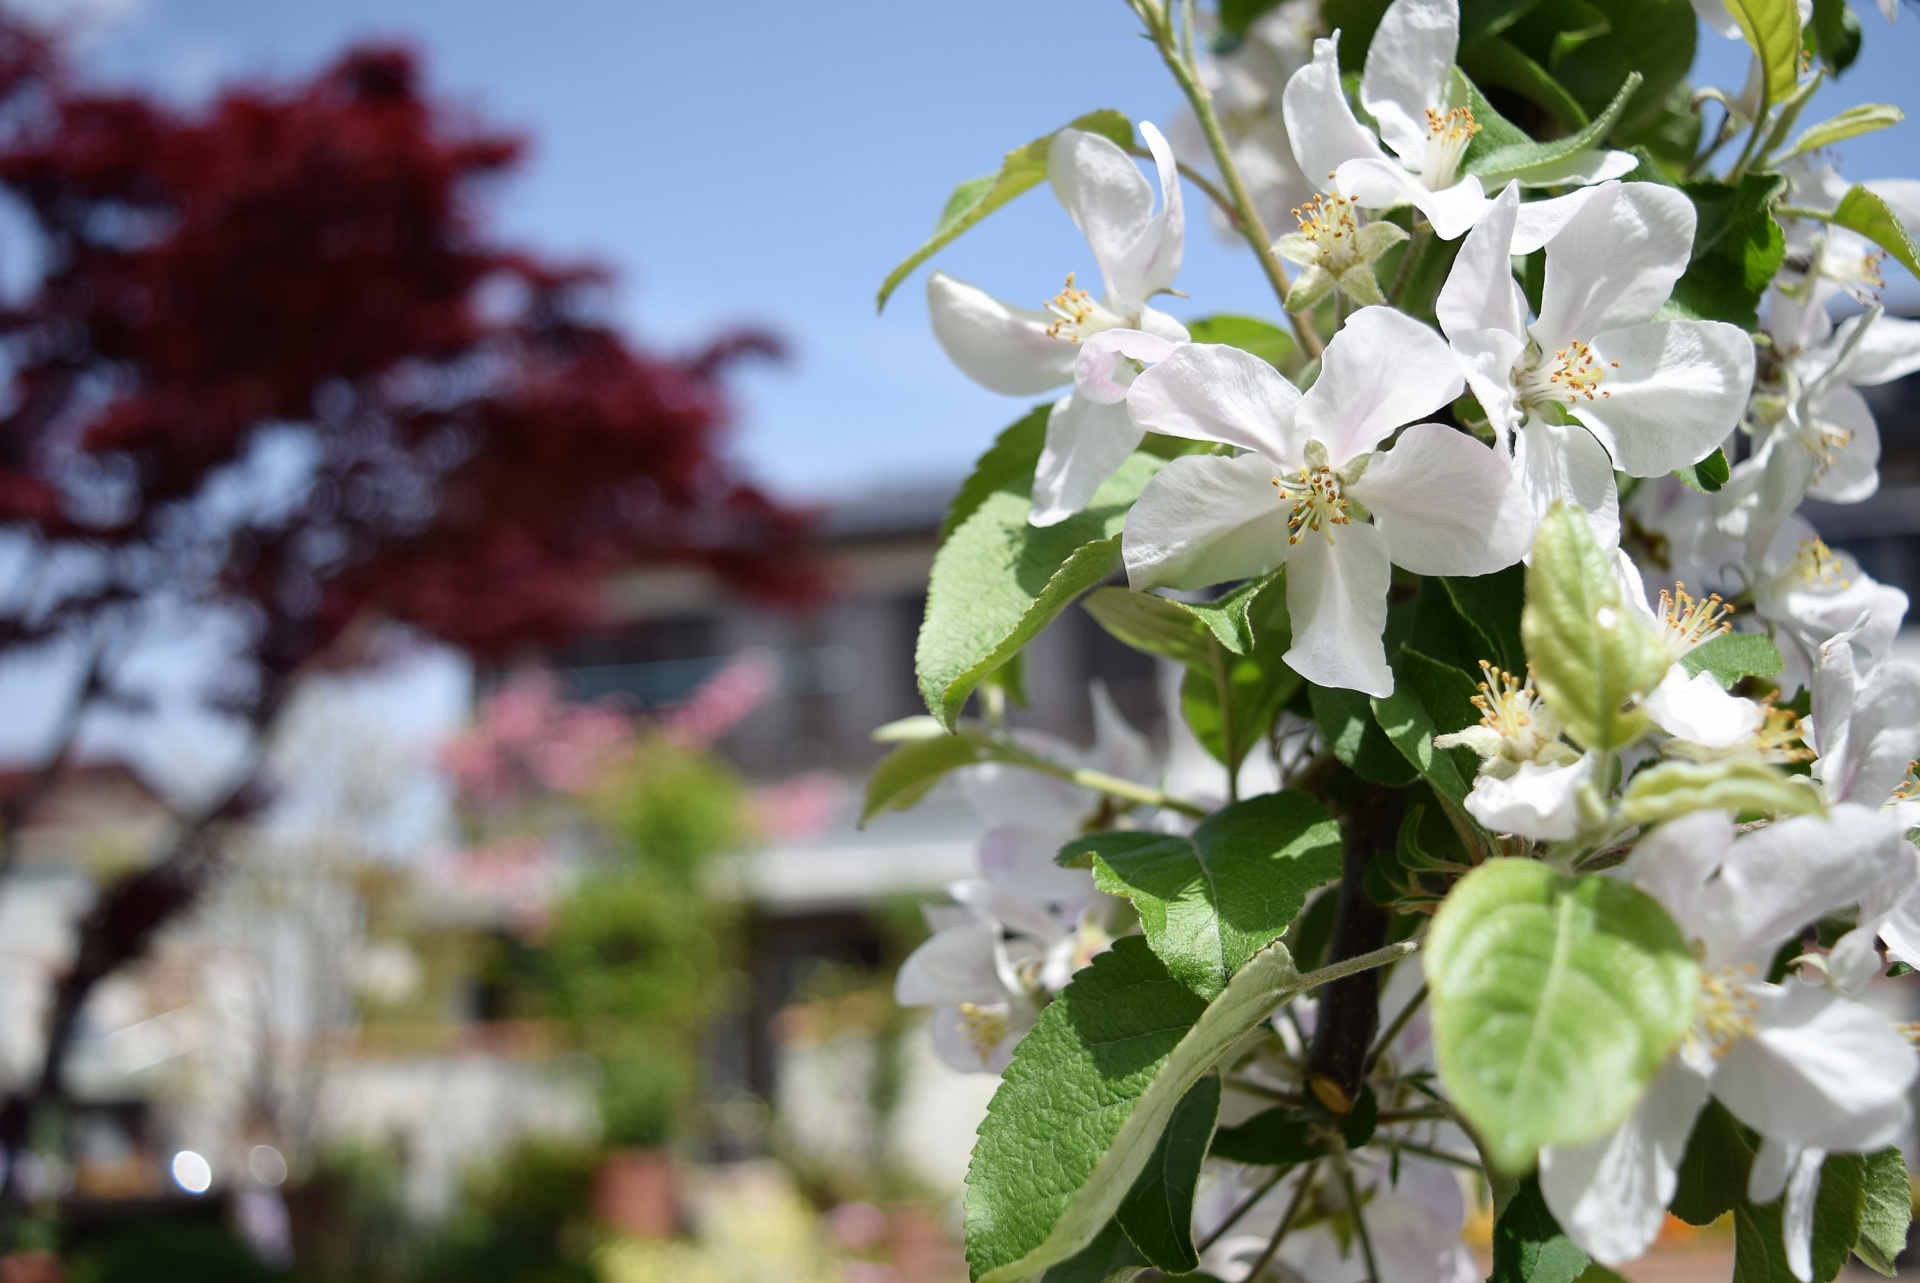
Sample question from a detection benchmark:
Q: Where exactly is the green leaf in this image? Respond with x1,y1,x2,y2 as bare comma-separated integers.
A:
1082,588,1219,670
1070,792,1342,999
1725,0,1802,104
1735,1151,1875,1282
969,937,1372,1283
1114,1074,1220,1274
1670,1099,1755,1226
1219,0,1288,37
919,452,1162,729
1780,104,1904,162
1621,760,1823,825
1680,630,1784,688
863,729,990,823
944,406,1051,542
1425,859,1698,1173
1522,503,1671,753
1810,0,1862,73
1829,185,1920,282
1674,446,1731,494
1667,174,1787,330
1311,684,1418,787
1373,649,1484,803
1208,1107,1324,1166
1184,572,1284,655
1852,1146,1909,1276
876,111,1134,311
1469,72,1641,183
1460,36,1592,131
1185,314,1297,370
1035,1221,1147,1283
1491,1175,1593,1283
1441,567,1527,676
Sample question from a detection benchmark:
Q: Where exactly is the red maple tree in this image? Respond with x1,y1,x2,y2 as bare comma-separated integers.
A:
0,21,813,1230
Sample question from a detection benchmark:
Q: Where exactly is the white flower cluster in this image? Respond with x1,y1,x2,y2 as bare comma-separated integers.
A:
894,0,1920,1278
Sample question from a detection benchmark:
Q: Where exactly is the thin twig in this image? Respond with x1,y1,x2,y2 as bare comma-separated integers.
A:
1243,1159,1320,1281
1197,1165,1289,1252
1386,1139,1484,1171
1125,146,1238,227
1333,1147,1381,1283
1364,981,1428,1073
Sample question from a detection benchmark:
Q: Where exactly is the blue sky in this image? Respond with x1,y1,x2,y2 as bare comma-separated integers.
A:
41,0,1920,505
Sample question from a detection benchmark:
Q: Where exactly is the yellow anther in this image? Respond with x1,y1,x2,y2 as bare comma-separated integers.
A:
1471,659,1545,740
1695,967,1761,1059
1755,700,1813,765
1787,537,1850,590
1658,584,1733,659
1043,272,1097,342
957,1002,1010,1064
1273,466,1351,545
1421,105,1480,189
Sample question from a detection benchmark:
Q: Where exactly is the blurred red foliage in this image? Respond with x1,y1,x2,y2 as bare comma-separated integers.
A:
0,24,814,686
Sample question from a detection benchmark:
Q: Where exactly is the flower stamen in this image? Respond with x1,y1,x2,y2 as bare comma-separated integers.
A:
1787,537,1850,590
1043,272,1097,342
1422,105,1480,189
1694,963,1762,1059
1273,466,1350,544
1658,584,1732,660
1291,192,1361,272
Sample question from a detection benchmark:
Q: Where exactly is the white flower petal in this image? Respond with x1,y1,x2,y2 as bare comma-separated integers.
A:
1511,147,1640,189
1283,34,1388,185
1030,394,1147,528
1578,320,1754,477
1643,665,1762,749
1540,1055,1710,1267
1451,328,1527,445
1714,980,1916,1152
1126,341,1305,460
1827,311,1920,387
1359,0,1459,162
978,824,1100,902
1088,680,1154,783
1104,120,1186,306
927,271,1077,394
1804,384,1881,505
1690,0,1744,37
1437,182,1527,343
1073,329,1179,405
1622,809,1736,925
1136,304,1191,344
1509,186,1604,255
1296,307,1464,465
1348,422,1534,575
1336,159,1488,238
1049,128,1156,305
1782,1145,1824,1283
959,757,1090,833
1283,522,1395,697
1533,183,1696,351
1827,660,1920,806
928,1002,1023,1073
896,922,1005,1006
1512,417,1622,549
1464,753,1595,840
1123,451,1293,591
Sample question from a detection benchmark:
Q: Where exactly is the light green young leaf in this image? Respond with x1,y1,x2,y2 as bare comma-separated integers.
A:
1522,503,1670,753
1081,588,1217,670
1829,184,1920,281
876,111,1134,311
862,728,991,823
1426,859,1698,1174
1070,791,1341,999
918,452,1163,730
1679,631,1784,689
1113,1074,1220,1274
968,935,1415,1283
1469,72,1642,184
1779,103,1905,162
1852,1147,1909,1276
1621,760,1824,826
1184,315,1297,371
1724,0,1802,104
1674,446,1731,495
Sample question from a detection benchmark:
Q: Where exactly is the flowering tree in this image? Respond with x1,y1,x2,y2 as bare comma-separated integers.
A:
873,0,1920,1279
0,20,809,1237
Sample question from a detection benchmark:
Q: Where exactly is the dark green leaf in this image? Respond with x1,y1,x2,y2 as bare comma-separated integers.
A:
1670,1099,1754,1226
1680,631,1785,688
1674,447,1731,494
1373,649,1484,802
878,111,1134,310
1460,36,1591,130
1469,73,1642,182
966,938,1209,1281
1072,791,1341,999
1115,1074,1221,1273
1082,587,1219,670
1441,567,1528,676
1810,0,1862,72
1310,684,1416,786
1734,1150,1872,1282
1036,1220,1147,1283
1492,1176,1592,1283
1667,175,1788,330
